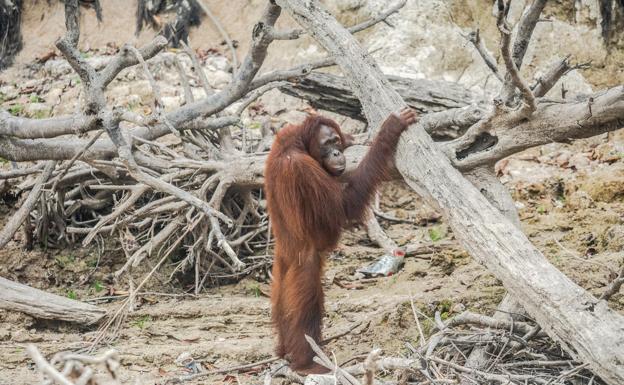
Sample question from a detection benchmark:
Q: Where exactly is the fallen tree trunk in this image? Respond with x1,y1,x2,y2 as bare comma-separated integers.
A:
280,72,476,137
0,277,105,324
277,1,624,383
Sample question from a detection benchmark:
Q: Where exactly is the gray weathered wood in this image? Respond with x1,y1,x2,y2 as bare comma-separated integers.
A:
277,1,624,383
461,166,525,383
280,72,475,137
0,277,105,324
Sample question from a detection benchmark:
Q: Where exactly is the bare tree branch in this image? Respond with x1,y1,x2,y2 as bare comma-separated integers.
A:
512,0,548,69
499,0,547,104
497,0,536,114
532,56,590,98
463,29,503,82
599,263,624,301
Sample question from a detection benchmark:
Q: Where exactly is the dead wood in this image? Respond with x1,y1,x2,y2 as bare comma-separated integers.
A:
0,277,105,324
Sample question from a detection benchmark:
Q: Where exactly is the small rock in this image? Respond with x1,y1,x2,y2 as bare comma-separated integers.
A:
206,56,231,72
0,329,10,341
123,71,137,81
592,143,624,164
161,96,182,110
0,85,18,101
450,303,466,314
44,59,72,77
600,224,624,251
208,70,231,88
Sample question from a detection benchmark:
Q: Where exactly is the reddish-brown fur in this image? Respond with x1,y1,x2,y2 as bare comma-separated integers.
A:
264,113,407,372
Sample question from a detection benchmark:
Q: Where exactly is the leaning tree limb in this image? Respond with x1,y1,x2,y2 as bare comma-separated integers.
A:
276,1,624,383
0,277,105,324
460,167,524,384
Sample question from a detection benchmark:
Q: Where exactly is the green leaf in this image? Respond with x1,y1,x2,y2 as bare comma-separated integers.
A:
66,290,78,300
428,227,444,242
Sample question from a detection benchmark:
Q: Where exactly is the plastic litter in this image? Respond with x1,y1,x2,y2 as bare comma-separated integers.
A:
356,248,406,277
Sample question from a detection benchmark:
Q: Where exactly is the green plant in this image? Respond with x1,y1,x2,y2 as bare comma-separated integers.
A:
248,284,261,298
126,100,141,111
29,94,43,103
31,110,50,119
91,281,105,293
8,104,24,116
131,315,151,329
437,298,453,320
428,227,444,242
537,205,546,214
55,254,76,268
86,257,99,268
66,290,78,300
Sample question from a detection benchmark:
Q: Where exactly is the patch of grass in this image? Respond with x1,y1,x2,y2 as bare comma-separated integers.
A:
126,100,141,111
55,254,76,268
29,94,44,103
86,256,99,268
91,281,105,293
66,290,78,300
0,157,8,164
31,109,50,119
437,298,453,320
428,227,444,242
536,205,546,214
131,315,151,329
247,284,262,298
8,104,24,116
420,318,435,336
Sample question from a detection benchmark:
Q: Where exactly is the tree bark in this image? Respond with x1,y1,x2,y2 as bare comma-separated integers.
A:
276,1,624,383
280,72,475,138
0,277,105,324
